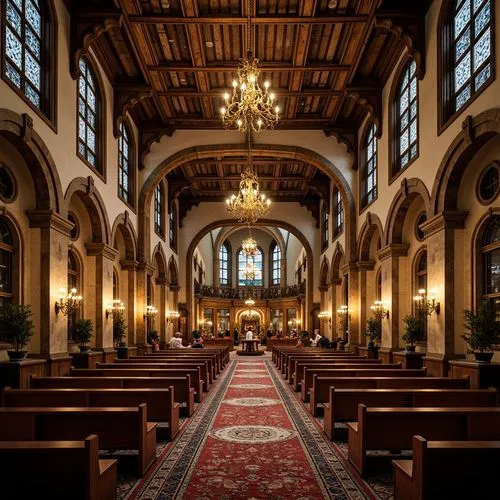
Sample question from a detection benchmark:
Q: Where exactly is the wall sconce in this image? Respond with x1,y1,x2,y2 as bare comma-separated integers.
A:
413,289,440,315
143,305,158,320
370,301,389,320
318,311,332,327
55,288,82,316
106,299,125,319
166,310,180,324
337,305,350,318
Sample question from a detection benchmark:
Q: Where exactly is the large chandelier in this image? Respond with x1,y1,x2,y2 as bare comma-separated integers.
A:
220,0,280,134
242,229,257,256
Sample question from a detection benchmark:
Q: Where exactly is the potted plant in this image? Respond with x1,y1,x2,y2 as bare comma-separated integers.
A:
365,317,381,349
73,319,94,352
462,302,500,363
401,315,422,352
0,304,34,361
113,310,128,359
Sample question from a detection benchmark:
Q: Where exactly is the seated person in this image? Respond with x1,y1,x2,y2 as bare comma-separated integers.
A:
318,335,331,348
191,338,204,348
295,338,304,348
311,329,322,347
147,331,160,351
169,332,187,348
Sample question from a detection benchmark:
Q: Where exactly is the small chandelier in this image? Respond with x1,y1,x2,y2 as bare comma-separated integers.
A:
242,230,258,256
243,261,257,281
220,0,279,134
244,298,255,308
166,310,180,324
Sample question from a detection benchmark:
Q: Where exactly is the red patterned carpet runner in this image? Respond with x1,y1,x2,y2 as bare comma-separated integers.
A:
126,357,379,499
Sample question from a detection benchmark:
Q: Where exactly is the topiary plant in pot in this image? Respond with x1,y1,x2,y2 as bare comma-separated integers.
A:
0,304,34,361
112,310,127,347
365,317,381,349
73,319,94,352
462,302,500,363
401,315,422,352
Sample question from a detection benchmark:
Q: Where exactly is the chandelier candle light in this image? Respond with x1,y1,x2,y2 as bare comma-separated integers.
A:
55,288,82,316
166,310,180,324
413,289,440,315
106,299,125,319
242,229,258,256
370,301,389,319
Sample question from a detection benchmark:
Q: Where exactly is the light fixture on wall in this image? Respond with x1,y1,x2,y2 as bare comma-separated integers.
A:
337,305,350,341
143,305,158,320
413,289,440,315
318,310,332,327
166,310,180,324
55,288,82,316
105,299,125,319
370,301,389,320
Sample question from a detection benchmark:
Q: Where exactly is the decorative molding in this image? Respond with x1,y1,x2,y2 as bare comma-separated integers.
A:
85,242,119,261
346,83,382,137
139,130,176,170
420,211,469,238
376,243,409,262
113,88,152,138
86,176,95,196
323,128,358,170
26,209,74,237
462,115,474,146
21,113,33,143
356,260,376,271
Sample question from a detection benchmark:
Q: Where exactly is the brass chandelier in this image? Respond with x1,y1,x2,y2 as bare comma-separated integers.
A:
220,0,280,134
242,261,257,281
242,229,258,256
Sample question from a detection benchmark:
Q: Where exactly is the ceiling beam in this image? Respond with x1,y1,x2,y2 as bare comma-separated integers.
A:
129,15,369,25
180,175,316,181
157,89,342,97
142,117,333,129
147,63,351,73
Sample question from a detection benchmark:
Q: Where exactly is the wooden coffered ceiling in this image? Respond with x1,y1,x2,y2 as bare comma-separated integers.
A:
68,0,432,159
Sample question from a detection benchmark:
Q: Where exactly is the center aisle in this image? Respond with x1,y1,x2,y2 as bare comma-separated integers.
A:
128,356,378,499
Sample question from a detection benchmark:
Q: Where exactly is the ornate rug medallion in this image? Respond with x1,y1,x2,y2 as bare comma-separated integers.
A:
209,425,296,444
223,397,281,407
233,374,269,378
230,383,274,389
235,369,268,373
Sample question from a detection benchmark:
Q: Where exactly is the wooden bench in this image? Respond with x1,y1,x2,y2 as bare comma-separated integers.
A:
322,387,497,439
311,375,470,417
0,404,157,476
348,404,500,476
276,348,357,371
154,348,229,369
137,353,220,377
31,375,195,416
71,367,204,403
301,368,426,401
392,435,500,499
1,387,180,441
280,351,359,374
0,434,117,500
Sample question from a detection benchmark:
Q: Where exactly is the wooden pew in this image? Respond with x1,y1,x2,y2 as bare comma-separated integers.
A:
301,368,426,401
156,348,229,369
322,387,497,439
71,367,204,403
30,375,195,416
392,436,500,500
348,404,500,476
0,434,117,500
1,387,180,441
0,404,157,476
138,352,220,377
275,347,357,371
311,375,470,417
280,351,359,375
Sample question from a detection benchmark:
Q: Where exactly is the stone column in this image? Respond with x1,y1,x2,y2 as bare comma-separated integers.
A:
135,262,155,347
343,263,360,347
85,243,118,353
376,244,409,362
421,211,468,376
156,277,167,344
120,260,138,345
356,260,375,347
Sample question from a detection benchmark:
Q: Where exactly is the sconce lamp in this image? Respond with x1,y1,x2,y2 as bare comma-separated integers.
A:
106,299,125,319
143,305,158,320
55,288,82,316
166,310,180,324
318,311,332,327
370,301,389,320
337,305,350,318
413,289,440,315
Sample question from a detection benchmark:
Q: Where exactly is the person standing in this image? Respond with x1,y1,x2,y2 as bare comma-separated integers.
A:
245,327,253,340
233,327,239,346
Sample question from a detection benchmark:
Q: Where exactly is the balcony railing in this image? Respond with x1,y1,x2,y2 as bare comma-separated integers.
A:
197,283,305,300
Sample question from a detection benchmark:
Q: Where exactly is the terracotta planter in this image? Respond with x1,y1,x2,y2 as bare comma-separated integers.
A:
79,345,90,353
405,345,416,352
7,351,28,362
473,352,494,363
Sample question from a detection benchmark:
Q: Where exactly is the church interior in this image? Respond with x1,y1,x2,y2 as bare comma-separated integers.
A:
0,0,500,498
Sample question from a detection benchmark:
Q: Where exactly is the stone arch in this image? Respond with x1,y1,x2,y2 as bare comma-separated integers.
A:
384,178,431,245
357,212,384,261
168,256,179,287
111,212,138,261
331,242,345,283
138,143,357,264
0,109,63,212
430,109,500,216
152,243,167,280
64,177,111,244
320,257,330,287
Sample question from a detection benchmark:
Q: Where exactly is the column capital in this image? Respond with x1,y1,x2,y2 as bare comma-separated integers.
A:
120,259,139,271
356,260,375,271
376,243,409,262
85,242,119,261
341,263,359,275
26,209,73,237
421,211,469,238
137,262,156,275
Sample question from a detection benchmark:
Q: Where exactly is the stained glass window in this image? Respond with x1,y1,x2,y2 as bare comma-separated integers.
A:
362,124,377,208
452,0,492,113
396,60,418,171
271,243,281,286
483,217,500,319
118,122,132,204
219,243,229,285
238,248,263,287
321,202,329,250
333,186,344,237
154,183,164,236
77,57,100,171
169,203,177,250
3,0,44,109
0,218,13,310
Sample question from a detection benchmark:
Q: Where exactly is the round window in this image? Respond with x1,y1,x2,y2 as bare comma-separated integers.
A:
68,213,80,241
415,212,427,242
478,163,500,204
0,164,17,203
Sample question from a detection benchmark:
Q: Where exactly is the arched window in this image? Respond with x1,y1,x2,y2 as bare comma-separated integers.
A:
392,59,418,176
112,268,119,301
238,248,263,287
482,217,500,319
2,0,55,121
0,219,14,311
439,0,493,130
333,186,344,238
321,201,329,251
415,250,428,341
375,268,382,301
154,182,165,237
77,56,103,174
169,202,177,252
219,242,230,286
67,250,81,340
118,121,134,207
271,242,281,286
361,123,377,208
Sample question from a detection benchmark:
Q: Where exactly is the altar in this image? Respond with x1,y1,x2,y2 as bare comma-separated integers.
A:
237,339,264,356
